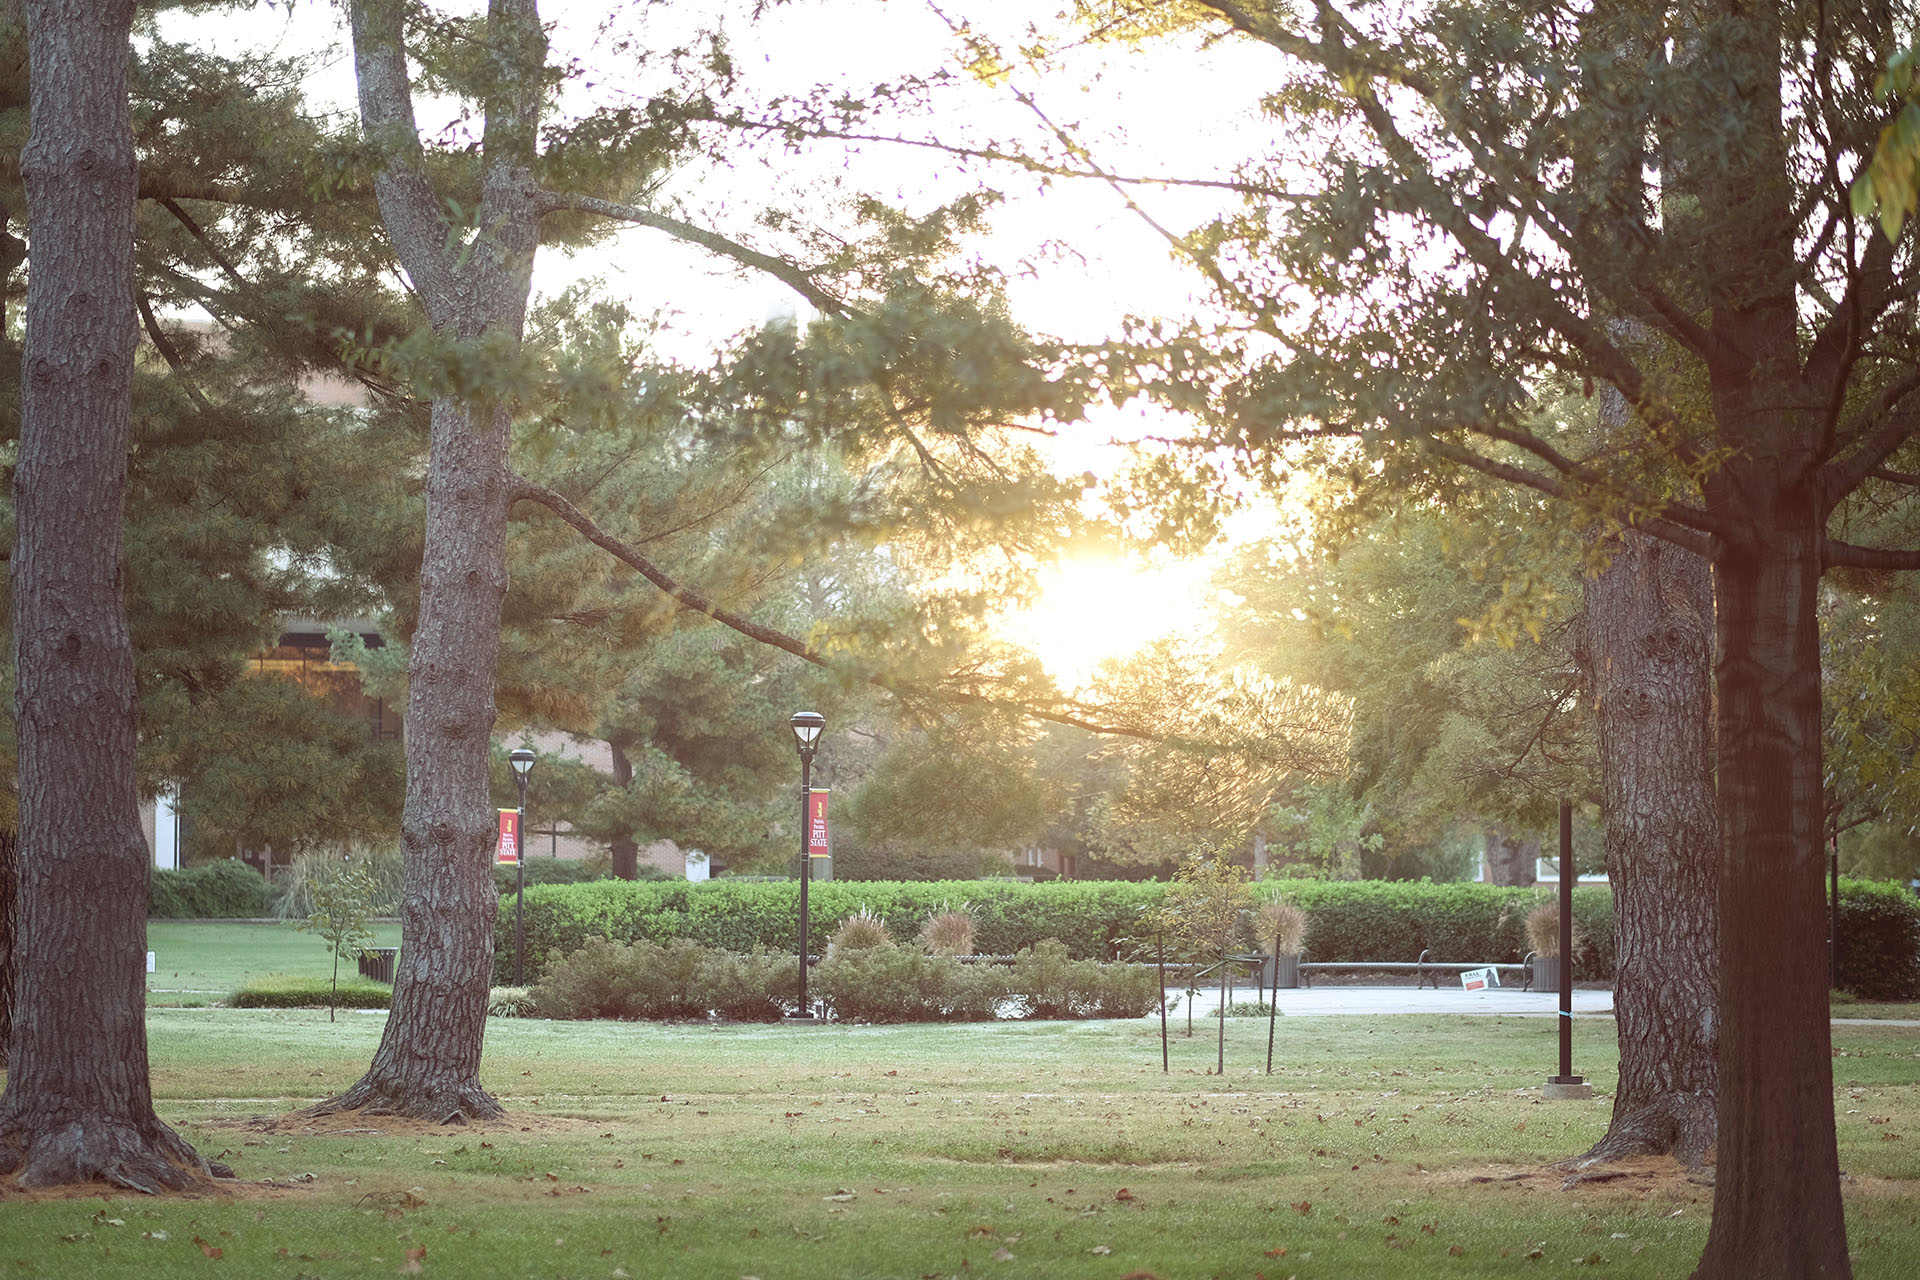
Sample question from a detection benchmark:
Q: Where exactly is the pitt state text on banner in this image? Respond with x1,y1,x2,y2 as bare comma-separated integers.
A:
496,808,520,865
806,789,830,858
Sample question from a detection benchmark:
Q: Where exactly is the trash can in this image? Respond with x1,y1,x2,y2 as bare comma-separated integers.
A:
357,947,399,984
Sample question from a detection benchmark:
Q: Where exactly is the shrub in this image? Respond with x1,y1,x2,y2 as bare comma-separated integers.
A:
150,859,273,919
1524,901,1584,957
494,854,621,896
830,906,891,952
1081,960,1161,1018
528,937,647,1019
1836,880,1920,1000
816,944,936,1023
488,987,537,1017
502,876,1622,982
1211,1001,1277,1018
274,847,404,920
229,977,391,1009
1252,901,1306,955
530,938,796,1020
919,905,977,955
1273,879,1615,981
815,945,1011,1023
698,948,798,1022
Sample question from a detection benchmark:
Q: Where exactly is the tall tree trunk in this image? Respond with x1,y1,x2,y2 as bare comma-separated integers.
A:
0,0,213,1189
1693,507,1847,1277
0,828,16,1068
608,736,639,881
312,0,544,1122
1575,532,1719,1168
1482,829,1538,886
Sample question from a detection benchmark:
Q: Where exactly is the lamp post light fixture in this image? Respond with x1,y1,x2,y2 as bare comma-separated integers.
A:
508,747,537,986
786,711,825,1023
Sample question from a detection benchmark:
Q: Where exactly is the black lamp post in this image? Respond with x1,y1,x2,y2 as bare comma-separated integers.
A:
509,747,536,986
785,711,824,1022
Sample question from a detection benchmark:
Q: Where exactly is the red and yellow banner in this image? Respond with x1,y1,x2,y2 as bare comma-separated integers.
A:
806,788,831,858
496,808,521,865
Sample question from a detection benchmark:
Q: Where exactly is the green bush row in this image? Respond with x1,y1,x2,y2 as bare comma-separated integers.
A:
493,878,1166,983
1836,880,1920,1000
491,873,1918,997
529,936,1161,1024
492,877,1613,982
228,977,392,1009
1276,881,1617,982
150,859,273,919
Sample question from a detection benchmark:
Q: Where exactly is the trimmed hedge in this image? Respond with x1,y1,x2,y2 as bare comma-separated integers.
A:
150,859,273,919
1837,880,1920,1000
495,874,1920,995
494,877,1609,983
229,977,392,1009
1277,880,1616,982
494,879,1165,984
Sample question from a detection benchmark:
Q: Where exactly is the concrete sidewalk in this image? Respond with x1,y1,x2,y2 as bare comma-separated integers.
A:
1162,980,1617,1019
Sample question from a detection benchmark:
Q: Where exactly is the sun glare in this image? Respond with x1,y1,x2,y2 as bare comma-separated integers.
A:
999,554,1213,691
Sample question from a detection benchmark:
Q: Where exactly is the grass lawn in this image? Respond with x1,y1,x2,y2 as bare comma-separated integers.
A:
0,1007,1915,1279
145,920,403,1005
1833,997,1920,1021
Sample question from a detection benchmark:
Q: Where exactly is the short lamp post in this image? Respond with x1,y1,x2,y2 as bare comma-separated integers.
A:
509,747,537,986
785,711,824,1023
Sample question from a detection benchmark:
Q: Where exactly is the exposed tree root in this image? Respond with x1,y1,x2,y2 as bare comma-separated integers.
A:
1558,1091,1717,1174
306,1075,505,1126
0,1116,230,1194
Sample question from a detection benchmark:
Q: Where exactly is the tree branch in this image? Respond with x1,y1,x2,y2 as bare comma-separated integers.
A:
157,198,251,295
1425,438,1720,554
135,293,212,414
1822,538,1920,572
1819,373,1920,505
509,475,1155,739
715,115,1306,201
347,0,460,321
533,190,852,318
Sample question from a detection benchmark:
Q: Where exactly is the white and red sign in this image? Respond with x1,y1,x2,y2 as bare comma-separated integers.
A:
496,808,521,865
806,789,830,858
1461,966,1500,992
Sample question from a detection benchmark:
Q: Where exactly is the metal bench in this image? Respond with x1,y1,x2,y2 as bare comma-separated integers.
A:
1297,949,1536,990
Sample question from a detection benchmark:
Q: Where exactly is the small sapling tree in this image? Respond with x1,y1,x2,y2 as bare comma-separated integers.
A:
299,855,377,1023
1160,852,1252,1073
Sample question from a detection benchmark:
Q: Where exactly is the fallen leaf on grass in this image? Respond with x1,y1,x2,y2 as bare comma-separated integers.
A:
1263,1246,1286,1258
990,1248,1014,1261
193,1235,223,1259
1114,1188,1135,1202
1089,1245,1112,1256
398,1245,427,1274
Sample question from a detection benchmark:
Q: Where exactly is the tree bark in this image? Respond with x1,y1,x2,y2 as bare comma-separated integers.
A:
1575,532,1719,1168
0,829,16,1068
1482,829,1538,886
608,735,639,880
311,0,545,1122
1693,499,1847,1278
0,0,214,1190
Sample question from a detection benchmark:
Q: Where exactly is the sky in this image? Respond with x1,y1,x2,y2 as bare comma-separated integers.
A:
159,0,1279,686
